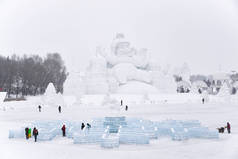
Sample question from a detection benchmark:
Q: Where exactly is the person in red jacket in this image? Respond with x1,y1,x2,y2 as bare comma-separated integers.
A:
226,122,231,134
61,125,66,137
33,127,38,142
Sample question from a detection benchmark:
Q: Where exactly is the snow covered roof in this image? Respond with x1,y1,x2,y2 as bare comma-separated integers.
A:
177,81,191,88
192,80,208,88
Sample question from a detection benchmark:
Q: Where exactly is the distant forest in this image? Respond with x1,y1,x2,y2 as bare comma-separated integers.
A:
0,53,67,98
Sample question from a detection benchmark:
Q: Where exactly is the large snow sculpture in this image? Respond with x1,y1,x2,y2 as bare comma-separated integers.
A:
64,34,177,95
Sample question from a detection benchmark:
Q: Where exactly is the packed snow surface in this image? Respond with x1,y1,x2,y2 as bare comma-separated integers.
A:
0,95,238,159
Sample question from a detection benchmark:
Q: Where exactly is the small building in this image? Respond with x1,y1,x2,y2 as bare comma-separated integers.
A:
176,81,191,93
191,80,208,94
211,73,231,88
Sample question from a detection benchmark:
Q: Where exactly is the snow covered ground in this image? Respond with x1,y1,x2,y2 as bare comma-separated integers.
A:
0,96,238,159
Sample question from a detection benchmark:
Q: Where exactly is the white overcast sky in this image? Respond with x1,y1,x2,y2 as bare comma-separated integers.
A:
0,0,238,74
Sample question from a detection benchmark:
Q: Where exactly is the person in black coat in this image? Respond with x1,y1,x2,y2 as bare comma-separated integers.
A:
25,127,29,139
86,123,91,129
120,100,123,106
202,98,205,104
58,106,61,113
81,123,85,130
38,105,41,112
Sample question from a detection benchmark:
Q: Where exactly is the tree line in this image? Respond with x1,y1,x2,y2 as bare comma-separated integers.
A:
0,53,67,98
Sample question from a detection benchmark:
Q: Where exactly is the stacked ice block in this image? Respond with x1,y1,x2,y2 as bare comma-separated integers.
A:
9,117,219,148
101,134,120,148
9,128,25,139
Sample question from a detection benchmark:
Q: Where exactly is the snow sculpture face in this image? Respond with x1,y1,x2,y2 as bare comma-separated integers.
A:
106,34,149,68
112,34,135,57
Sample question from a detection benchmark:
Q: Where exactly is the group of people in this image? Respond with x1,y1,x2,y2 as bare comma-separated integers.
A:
217,122,231,134
38,105,62,113
25,123,92,142
25,127,38,142
120,100,128,111
61,123,91,137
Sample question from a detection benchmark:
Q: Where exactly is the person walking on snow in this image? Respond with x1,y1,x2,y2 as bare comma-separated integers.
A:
38,105,41,112
120,100,123,106
226,122,231,134
125,105,128,111
58,106,61,113
202,98,205,104
33,127,38,142
61,125,66,137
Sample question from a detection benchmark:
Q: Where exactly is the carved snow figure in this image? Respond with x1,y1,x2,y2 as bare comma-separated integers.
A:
64,34,178,96
102,33,160,94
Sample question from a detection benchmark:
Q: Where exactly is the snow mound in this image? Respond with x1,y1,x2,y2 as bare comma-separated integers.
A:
45,83,57,96
0,92,6,103
43,83,64,106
